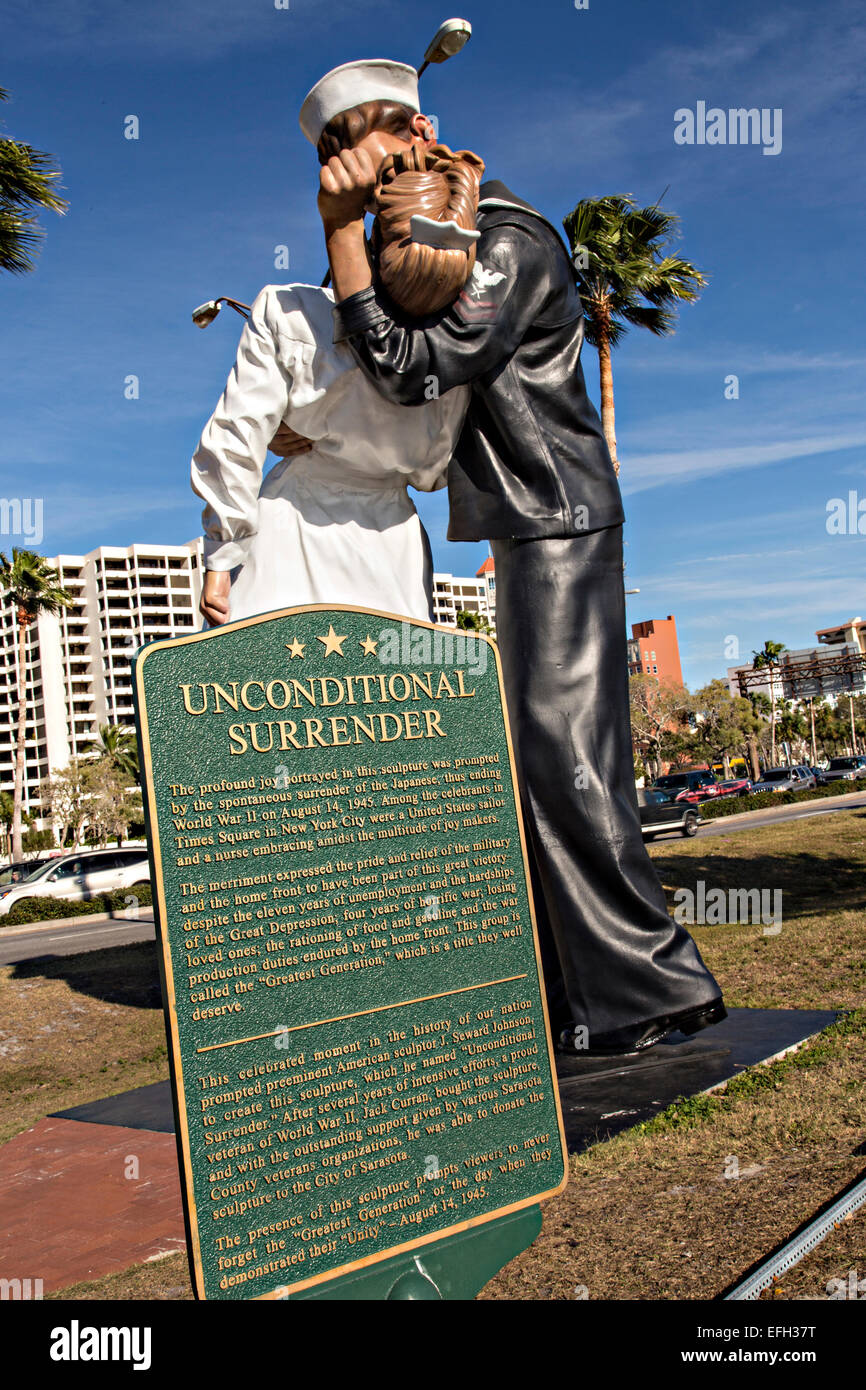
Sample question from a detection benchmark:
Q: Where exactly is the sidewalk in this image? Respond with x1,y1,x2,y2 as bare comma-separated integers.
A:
0,1117,184,1292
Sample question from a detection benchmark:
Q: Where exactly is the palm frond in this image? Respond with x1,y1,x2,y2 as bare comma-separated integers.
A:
563,192,707,347
0,95,67,276
618,303,678,336
0,549,74,618
0,138,68,212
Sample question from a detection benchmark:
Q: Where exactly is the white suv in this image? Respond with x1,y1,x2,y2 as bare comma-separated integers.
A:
0,847,151,917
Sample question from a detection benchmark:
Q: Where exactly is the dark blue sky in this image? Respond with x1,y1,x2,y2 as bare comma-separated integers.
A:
2,0,864,686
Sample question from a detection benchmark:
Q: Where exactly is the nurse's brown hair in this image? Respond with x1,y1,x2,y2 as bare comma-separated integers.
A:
372,143,485,316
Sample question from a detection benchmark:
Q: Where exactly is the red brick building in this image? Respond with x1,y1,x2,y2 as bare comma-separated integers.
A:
627,615,684,686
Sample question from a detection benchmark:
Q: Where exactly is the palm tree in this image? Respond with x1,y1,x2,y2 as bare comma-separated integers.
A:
745,690,772,779
752,640,787,766
0,789,13,861
456,610,493,636
0,87,68,275
775,702,808,765
0,551,73,859
562,194,706,474
814,699,842,760
85,723,140,782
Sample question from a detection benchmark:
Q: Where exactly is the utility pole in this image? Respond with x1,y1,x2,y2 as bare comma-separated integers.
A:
849,694,859,755
809,696,817,765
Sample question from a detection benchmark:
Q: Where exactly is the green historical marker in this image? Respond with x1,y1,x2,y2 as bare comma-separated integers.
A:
134,605,567,1300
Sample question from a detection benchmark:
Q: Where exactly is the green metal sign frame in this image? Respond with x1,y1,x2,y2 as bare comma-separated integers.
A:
134,605,567,1299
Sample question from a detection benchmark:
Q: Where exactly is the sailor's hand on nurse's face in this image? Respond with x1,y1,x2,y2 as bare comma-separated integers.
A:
269,423,314,458
200,570,231,628
318,148,377,229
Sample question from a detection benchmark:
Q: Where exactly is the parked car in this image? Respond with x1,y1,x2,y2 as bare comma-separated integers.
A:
815,756,866,786
716,777,753,797
638,788,701,839
752,765,817,794
652,768,720,803
0,847,151,917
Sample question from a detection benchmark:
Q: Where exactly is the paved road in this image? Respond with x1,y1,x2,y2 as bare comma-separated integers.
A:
0,914,155,966
683,795,866,841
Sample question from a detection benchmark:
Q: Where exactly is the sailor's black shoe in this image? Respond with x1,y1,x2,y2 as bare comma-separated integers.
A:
556,998,726,1057
665,998,728,1037
557,1018,672,1056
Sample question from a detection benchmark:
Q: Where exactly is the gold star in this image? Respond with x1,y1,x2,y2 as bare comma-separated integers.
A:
285,637,305,659
359,635,378,656
317,625,347,657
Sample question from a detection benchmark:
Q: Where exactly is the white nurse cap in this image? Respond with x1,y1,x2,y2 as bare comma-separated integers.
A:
299,59,420,146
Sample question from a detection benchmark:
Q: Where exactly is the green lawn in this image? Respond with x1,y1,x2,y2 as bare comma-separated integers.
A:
0,942,166,1147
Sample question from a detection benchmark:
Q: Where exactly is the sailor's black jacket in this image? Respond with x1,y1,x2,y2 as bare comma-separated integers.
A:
334,179,625,542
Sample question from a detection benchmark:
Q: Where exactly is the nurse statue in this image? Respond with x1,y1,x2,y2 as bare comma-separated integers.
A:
190,137,484,629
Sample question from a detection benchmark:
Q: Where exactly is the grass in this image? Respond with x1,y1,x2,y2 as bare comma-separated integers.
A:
479,812,866,1301
0,942,167,1147
755,1205,866,1301
45,1252,193,1302
5,810,865,1300
652,808,866,1010
481,1010,866,1301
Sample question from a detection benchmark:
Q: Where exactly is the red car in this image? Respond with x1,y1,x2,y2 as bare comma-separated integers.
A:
716,777,753,797
652,770,722,804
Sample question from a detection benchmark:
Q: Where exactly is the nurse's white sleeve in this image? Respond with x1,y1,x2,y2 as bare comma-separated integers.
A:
190,286,291,571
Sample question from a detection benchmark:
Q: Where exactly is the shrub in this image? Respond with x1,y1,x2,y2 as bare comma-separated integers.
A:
2,883,153,927
698,778,857,821
22,828,56,852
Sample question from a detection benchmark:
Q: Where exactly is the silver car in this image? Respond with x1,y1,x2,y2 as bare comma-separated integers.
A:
0,847,151,917
816,756,866,786
752,764,817,794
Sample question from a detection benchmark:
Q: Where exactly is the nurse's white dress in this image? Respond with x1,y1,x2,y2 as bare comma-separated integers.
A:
191,283,469,624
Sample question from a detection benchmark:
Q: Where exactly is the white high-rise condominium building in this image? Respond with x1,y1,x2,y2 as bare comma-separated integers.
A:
432,558,497,631
1,543,501,827
0,541,203,819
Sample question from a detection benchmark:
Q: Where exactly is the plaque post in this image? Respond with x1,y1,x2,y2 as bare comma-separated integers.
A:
285,1205,543,1300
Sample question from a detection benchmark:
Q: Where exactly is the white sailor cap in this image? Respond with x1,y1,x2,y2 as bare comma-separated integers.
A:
299,59,420,147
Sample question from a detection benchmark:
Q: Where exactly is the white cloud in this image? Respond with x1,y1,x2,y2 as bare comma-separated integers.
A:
621,432,866,494
4,0,389,61
623,349,866,375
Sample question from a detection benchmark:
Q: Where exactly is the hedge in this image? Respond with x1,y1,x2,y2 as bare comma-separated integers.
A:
2,882,153,927
696,779,860,821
